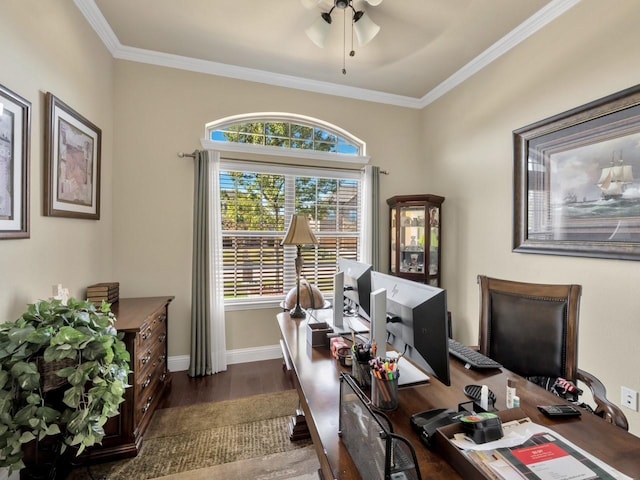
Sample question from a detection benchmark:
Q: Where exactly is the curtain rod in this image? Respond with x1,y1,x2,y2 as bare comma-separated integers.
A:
177,150,389,174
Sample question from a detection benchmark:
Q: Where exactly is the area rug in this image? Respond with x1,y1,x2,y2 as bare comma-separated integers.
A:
68,390,316,480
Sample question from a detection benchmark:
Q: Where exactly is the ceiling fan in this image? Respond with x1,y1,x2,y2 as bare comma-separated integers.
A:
302,0,383,74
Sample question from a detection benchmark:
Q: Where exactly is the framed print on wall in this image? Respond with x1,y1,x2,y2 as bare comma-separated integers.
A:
44,92,101,220
0,83,31,239
514,84,640,261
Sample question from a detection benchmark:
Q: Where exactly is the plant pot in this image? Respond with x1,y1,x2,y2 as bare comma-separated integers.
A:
20,434,72,480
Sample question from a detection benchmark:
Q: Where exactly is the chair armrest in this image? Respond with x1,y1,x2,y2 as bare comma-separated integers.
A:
577,369,629,431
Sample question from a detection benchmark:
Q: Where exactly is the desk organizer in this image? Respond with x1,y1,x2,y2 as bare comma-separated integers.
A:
306,321,332,347
434,408,527,480
339,373,422,480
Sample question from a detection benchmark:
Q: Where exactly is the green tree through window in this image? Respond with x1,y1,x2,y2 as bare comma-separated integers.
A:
220,167,361,301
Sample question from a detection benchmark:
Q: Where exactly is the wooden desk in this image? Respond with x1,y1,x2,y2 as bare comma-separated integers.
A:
277,312,640,480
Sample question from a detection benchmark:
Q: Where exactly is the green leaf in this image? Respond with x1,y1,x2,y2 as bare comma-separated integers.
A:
66,409,88,435
51,326,89,347
7,326,35,345
68,368,87,387
9,361,37,377
62,386,83,409
56,366,77,378
14,405,37,426
36,406,60,423
81,341,106,361
18,431,35,444
25,329,51,346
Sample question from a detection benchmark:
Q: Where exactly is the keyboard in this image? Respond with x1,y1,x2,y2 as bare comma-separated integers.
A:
448,338,502,369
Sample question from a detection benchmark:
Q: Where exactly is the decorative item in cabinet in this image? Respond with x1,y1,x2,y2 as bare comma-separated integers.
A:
79,296,174,463
388,194,444,287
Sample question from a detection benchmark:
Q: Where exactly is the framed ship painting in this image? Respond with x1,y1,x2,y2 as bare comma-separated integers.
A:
514,84,640,260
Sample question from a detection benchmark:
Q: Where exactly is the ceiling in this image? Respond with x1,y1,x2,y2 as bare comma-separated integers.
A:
75,0,580,108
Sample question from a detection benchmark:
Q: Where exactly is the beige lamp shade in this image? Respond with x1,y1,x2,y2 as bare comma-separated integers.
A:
281,215,318,246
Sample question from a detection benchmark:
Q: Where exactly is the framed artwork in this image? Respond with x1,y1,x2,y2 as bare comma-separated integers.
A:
44,92,101,220
514,84,640,260
0,83,31,239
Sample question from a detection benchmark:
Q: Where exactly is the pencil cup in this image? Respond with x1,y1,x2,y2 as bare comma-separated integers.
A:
371,372,399,411
352,359,371,388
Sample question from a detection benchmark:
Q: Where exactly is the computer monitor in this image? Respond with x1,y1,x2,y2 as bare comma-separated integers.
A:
370,271,451,386
337,258,372,320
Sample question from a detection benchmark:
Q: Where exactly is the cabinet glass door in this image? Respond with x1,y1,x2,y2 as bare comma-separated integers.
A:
428,206,440,281
399,206,426,274
390,208,397,273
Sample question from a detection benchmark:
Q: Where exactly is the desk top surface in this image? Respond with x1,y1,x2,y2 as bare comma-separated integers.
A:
277,312,640,480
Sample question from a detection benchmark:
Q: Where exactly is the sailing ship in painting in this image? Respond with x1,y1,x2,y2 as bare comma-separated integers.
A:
596,154,634,200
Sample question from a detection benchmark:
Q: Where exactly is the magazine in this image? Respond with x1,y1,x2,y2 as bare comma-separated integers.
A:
495,432,616,480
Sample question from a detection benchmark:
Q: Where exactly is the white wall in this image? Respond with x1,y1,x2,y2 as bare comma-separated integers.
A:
421,0,640,435
0,4,114,328
110,61,424,361
0,2,115,479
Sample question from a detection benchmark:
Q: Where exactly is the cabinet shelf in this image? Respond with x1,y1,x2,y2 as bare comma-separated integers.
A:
388,194,444,287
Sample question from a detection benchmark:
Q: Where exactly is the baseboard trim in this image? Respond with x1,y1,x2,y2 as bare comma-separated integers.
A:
167,344,282,372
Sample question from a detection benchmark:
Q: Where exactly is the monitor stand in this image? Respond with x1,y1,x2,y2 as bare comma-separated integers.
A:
386,351,430,387
306,308,370,334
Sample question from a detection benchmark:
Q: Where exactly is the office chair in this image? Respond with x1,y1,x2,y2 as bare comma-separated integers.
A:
477,275,629,431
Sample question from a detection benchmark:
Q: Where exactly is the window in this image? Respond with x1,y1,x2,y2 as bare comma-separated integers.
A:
205,113,366,157
220,161,363,304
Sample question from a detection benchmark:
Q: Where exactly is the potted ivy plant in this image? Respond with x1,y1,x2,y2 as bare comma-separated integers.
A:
0,298,130,478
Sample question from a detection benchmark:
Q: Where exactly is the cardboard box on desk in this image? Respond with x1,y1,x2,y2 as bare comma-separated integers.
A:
307,321,333,347
434,408,528,480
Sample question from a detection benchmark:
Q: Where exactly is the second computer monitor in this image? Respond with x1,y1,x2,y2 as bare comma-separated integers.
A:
338,258,372,320
370,271,451,386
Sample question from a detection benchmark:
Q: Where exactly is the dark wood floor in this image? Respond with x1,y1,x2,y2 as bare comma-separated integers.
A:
159,358,295,408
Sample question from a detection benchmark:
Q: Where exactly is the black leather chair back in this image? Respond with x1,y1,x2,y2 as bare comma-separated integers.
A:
487,291,568,379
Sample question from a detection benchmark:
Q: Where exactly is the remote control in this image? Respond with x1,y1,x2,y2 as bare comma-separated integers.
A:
537,405,582,417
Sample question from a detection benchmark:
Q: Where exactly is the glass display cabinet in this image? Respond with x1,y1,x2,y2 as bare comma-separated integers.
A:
387,194,444,287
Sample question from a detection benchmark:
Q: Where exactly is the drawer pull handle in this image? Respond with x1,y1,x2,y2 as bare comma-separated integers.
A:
142,396,153,414
142,330,151,341
142,375,152,390
141,351,152,365
160,373,167,382
158,334,167,343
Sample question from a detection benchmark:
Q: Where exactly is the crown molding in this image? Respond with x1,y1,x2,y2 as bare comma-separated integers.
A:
74,0,580,110
418,0,582,108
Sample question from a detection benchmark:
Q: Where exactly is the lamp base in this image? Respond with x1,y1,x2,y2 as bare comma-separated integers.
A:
289,304,306,318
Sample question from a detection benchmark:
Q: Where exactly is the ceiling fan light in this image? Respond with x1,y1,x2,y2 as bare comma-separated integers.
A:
353,12,380,46
305,14,332,48
365,0,383,5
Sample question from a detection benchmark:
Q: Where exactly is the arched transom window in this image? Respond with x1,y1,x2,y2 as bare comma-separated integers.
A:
204,112,366,157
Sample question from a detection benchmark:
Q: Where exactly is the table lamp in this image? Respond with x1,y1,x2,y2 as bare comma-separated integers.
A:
281,214,319,318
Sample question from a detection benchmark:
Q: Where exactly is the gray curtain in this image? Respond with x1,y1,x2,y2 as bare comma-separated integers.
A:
189,150,213,377
363,165,381,271
370,165,381,271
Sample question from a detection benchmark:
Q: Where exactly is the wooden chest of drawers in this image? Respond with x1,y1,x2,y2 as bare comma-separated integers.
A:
82,296,174,462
